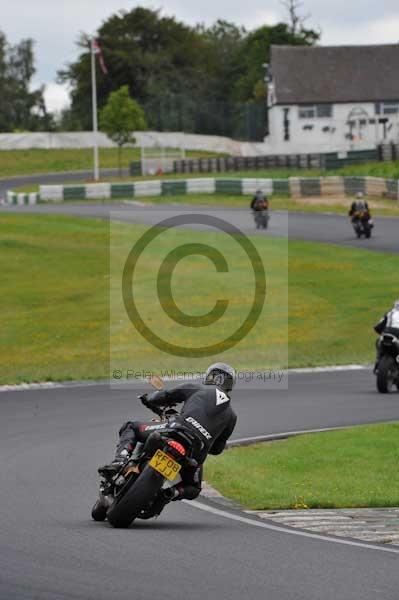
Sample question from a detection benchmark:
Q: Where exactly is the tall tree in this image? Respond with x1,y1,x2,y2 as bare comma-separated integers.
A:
100,85,147,176
197,20,246,101
281,0,309,35
0,31,49,132
234,22,319,103
59,8,207,130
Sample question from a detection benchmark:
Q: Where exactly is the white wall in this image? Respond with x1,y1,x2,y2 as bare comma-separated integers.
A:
266,102,399,154
0,131,270,157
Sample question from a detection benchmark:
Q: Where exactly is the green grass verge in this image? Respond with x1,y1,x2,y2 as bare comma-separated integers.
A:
204,423,399,510
1,214,399,384
1,215,108,383
288,239,399,366
0,147,222,178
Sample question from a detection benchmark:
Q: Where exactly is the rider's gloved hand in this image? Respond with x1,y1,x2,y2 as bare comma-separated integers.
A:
147,391,159,403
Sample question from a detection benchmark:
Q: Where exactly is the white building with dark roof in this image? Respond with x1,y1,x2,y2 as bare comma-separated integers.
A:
265,44,399,154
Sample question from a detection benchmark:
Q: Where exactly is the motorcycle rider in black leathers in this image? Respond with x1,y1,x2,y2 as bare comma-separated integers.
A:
373,300,399,373
251,189,269,211
99,363,237,511
348,192,371,222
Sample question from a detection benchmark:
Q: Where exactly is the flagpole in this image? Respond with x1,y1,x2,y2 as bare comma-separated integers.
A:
90,38,100,181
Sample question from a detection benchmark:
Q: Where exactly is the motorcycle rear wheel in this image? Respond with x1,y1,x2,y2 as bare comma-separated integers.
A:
107,465,164,528
376,355,397,393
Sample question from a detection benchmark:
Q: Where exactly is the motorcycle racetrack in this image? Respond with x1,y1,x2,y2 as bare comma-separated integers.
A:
2,176,399,598
1,200,399,254
1,370,399,600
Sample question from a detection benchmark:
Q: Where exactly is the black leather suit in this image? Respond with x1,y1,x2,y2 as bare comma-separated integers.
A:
115,382,237,501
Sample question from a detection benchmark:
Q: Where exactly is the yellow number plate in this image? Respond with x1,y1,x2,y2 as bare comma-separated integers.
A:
149,449,182,481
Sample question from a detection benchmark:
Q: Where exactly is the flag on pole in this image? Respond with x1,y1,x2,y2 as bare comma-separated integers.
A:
92,38,108,75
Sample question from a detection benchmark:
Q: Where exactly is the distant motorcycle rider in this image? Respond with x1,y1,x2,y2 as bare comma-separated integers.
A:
348,192,371,222
251,189,269,211
373,300,399,373
99,363,237,510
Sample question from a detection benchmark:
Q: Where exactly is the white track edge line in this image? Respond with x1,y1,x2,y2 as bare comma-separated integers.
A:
185,500,399,555
0,364,370,393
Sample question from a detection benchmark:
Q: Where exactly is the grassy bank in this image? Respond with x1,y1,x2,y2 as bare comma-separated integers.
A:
288,239,399,366
1,215,108,383
0,148,222,178
204,423,399,510
1,214,399,383
2,147,399,180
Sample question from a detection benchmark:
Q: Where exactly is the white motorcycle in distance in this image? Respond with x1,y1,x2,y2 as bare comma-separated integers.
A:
375,333,399,393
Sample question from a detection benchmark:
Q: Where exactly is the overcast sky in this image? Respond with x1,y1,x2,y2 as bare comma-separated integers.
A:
3,0,399,112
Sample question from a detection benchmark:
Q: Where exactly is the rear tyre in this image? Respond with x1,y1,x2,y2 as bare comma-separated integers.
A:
376,355,396,393
107,466,164,528
91,500,107,522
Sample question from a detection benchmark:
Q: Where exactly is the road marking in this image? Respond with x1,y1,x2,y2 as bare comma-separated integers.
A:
0,365,371,393
186,500,399,555
289,365,369,374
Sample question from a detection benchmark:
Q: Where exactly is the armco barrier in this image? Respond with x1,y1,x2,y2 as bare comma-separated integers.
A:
130,147,390,176
6,191,40,205
4,177,399,205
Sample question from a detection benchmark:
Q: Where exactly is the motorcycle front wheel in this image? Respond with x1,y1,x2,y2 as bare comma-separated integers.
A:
91,499,107,522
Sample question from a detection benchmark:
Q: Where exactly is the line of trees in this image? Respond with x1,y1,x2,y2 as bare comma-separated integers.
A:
0,5,319,139
58,8,318,140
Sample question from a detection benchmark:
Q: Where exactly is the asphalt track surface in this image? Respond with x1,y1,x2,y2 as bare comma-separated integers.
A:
2,177,399,597
1,370,399,600
2,200,399,254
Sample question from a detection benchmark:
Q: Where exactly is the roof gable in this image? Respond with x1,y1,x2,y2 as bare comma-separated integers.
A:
271,44,399,105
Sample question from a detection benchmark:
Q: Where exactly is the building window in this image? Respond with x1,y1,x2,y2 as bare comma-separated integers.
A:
375,102,399,115
298,105,316,119
382,102,399,114
298,104,333,119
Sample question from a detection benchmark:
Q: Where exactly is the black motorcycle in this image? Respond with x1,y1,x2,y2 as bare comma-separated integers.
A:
352,210,373,239
91,376,204,528
376,332,399,393
253,209,269,230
